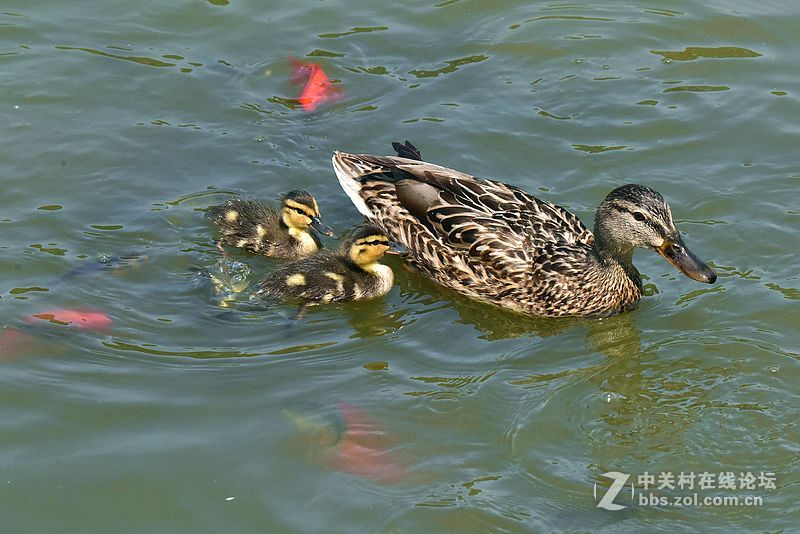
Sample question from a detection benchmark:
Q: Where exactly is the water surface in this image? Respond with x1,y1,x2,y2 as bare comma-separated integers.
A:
1,1,798,532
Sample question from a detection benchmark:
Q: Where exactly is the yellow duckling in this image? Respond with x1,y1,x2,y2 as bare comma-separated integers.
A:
255,224,393,304
208,190,333,259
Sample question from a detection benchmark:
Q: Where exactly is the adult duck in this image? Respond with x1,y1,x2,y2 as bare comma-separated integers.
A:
331,142,716,317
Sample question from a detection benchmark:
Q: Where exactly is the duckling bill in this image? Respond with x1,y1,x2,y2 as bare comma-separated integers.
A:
255,225,393,304
207,190,333,259
332,143,716,318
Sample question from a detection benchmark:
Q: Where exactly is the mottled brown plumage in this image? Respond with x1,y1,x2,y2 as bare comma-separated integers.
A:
332,144,716,317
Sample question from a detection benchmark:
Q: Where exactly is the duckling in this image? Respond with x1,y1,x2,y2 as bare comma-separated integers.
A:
255,224,393,304
207,190,333,259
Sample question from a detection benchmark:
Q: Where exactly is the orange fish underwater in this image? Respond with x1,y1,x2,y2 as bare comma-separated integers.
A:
286,402,410,484
27,308,113,330
288,56,343,112
1,308,113,360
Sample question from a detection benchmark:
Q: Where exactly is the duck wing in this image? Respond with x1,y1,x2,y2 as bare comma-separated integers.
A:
333,152,592,261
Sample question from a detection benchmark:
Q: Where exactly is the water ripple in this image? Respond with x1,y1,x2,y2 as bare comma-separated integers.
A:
408,55,489,79
663,85,730,93
55,46,175,68
651,46,762,61
319,26,389,39
2,1,799,531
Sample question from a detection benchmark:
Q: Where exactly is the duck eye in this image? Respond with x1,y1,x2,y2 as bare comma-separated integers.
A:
632,212,646,222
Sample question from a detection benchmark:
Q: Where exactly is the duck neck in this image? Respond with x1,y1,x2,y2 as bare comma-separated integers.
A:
593,232,633,266
592,227,640,289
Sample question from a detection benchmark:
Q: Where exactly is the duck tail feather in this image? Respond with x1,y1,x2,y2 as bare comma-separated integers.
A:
331,152,377,218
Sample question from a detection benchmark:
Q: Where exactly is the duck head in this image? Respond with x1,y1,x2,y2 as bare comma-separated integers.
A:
344,225,391,267
281,190,334,236
594,184,716,284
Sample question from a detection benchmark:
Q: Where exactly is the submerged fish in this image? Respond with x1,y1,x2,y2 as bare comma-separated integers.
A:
26,309,113,330
285,402,410,484
288,56,343,112
0,308,113,360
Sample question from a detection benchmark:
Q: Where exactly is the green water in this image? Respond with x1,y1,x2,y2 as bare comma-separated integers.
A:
1,1,798,532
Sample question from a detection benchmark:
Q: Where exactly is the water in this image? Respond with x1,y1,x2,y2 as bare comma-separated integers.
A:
1,1,798,531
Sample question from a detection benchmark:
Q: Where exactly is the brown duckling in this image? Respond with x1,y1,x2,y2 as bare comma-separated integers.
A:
255,224,393,304
208,190,333,259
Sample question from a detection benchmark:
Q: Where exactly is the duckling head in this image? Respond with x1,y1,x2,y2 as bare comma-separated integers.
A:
344,225,391,268
594,184,716,283
281,190,334,236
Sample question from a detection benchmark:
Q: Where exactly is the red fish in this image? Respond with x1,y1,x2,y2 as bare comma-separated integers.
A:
321,402,410,484
288,56,343,112
286,401,411,484
27,308,113,331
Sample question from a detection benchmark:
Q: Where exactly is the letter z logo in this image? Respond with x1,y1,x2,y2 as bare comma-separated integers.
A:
595,472,630,511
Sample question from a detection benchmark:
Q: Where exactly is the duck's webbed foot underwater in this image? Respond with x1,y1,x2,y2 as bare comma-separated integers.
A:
292,301,325,320
215,240,228,256
280,301,321,335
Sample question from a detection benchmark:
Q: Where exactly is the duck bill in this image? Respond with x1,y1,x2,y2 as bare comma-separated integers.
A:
310,217,334,237
656,234,717,284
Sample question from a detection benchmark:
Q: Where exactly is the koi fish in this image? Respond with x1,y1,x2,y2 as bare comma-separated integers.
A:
288,56,343,112
0,308,113,360
285,402,410,484
27,309,113,330
325,402,410,484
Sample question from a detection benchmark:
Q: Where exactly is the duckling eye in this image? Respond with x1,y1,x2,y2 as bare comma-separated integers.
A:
632,211,646,222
